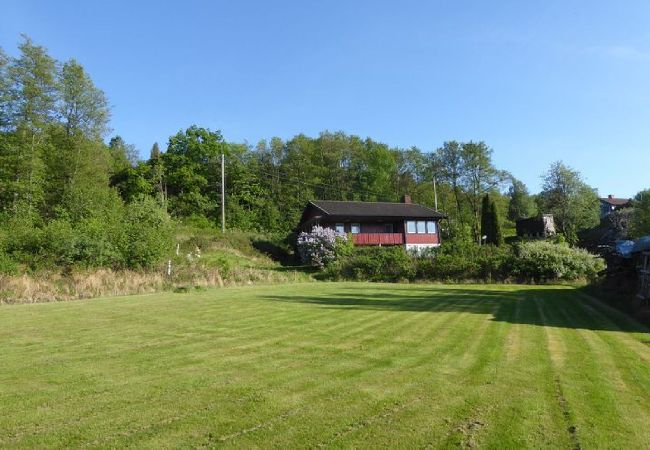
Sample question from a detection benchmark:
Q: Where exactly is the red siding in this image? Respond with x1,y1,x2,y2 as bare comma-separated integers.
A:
352,233,404,246
404,232,440,244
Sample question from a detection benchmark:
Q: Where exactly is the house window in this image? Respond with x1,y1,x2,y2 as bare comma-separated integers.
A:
427,221,436,234
416,221,426,234
351,223,361,234
384,223,394,233
406,221,416,234
335,223,345,234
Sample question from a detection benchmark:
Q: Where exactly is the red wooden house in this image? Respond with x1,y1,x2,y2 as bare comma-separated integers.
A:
297,196,444,252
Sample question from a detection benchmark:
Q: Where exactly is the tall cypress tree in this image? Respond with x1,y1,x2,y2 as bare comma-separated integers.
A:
480,193,492,244
490,200,504,246
150,142,160,160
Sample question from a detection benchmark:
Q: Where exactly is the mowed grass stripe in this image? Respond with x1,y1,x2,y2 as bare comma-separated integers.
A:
481,294,572,448
307,295,500,448
569,298,650,430
540,289,643,449
254,292,496,447
139,289,493,447
108,288,491,447
2,283,650,448
328,289,514,448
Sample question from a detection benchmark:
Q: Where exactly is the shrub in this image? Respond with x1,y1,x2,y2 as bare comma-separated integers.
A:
41,217,125,269
414,241,512,282
324,246,415,281
123,196,173,269
296,226,348,268
511,240,604,282
0,252,18,275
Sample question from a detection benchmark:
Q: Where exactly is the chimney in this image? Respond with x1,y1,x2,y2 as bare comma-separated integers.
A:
402,195,412,204
608,194,614,199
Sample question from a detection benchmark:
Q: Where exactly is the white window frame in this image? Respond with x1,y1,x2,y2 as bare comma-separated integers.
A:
416,221,426,234
427,221,436,234
351,223,361,234
335,223,345,234
406,220,416,234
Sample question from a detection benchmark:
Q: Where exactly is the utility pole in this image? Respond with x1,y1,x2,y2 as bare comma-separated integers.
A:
221,153,225,234
433,176,438,211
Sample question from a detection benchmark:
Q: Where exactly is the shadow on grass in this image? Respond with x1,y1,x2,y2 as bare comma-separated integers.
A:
262,285,649,333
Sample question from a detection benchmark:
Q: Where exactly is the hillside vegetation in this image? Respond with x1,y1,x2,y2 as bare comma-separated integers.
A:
0,227,310,304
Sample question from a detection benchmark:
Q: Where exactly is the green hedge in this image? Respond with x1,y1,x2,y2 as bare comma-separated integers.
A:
323,246,414,282
322,240,604,283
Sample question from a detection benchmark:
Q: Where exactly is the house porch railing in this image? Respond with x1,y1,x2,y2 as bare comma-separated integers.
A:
352,233,404,246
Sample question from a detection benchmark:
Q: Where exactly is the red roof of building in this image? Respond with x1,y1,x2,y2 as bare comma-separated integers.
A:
600,195,632,206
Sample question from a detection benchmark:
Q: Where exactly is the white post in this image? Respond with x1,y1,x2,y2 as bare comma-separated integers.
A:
167,259,172,276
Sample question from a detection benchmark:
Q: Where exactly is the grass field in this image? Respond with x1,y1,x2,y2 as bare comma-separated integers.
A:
2,283,650,448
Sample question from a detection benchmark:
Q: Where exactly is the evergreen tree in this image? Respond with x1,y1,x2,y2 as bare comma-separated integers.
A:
490,200,504,246
150,142,161,160
480,194,492,243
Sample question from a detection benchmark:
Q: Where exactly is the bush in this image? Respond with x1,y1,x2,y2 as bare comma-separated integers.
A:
41,217,125,269
296,226,348,268
511,241,604,282
123,196,174,269
324,246,415,281
414,241,512,282
325,239,603,284
0,252,18,275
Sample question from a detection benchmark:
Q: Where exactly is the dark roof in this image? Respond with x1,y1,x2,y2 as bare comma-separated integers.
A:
600,197,632,206
309,200,444,219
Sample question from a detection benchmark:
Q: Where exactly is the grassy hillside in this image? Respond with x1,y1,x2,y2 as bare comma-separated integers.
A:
2,283,650,447
0,228,311,304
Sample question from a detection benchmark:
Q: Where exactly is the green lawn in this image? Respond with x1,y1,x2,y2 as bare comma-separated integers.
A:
2,283,650,448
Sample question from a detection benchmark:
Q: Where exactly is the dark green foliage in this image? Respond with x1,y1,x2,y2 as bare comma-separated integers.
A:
415,241,512,282
480,194,503,245
490,200,504,246
324,240,603,283
480,194,491,243
324,246,415,282
631,189,650,238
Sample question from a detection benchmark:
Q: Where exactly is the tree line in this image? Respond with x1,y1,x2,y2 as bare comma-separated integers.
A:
1,36,647,271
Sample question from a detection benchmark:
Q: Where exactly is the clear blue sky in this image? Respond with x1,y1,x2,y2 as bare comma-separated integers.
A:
2,1,649,197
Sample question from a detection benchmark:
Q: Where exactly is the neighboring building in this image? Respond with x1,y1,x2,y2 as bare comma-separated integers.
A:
600,194,632,218
297,196,445,252
515,215,556,239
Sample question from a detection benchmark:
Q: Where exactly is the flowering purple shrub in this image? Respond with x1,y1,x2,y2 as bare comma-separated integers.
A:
297,226,348,268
